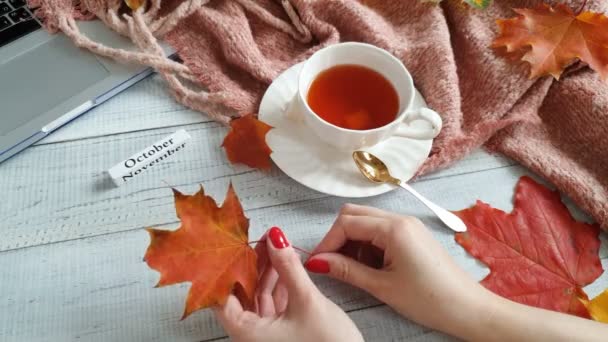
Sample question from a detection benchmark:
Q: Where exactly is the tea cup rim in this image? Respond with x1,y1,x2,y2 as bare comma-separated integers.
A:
297,42,415,134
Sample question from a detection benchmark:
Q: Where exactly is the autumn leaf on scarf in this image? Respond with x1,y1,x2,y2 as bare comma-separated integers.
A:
454,176,603,318
582,289,608,323
222,115,273,170
493,4,608,80
463,0,491,10
144,184,257,319
419,0,491,10
124,0,145,10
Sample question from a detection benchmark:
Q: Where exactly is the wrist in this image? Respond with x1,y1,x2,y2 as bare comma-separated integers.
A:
440,286,505,341
460,289,508,342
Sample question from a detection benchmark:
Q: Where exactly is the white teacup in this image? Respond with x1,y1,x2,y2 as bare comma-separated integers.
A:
290,42,442,150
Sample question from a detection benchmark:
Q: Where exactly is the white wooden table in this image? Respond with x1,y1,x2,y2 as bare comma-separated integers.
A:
1,74,607,342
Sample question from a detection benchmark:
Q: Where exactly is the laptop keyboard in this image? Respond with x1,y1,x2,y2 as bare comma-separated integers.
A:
0,0,40,48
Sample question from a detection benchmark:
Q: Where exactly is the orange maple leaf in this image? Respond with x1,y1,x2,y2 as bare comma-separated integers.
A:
222,115,273,170
124,0,145,10
582,289,608,323
493,4,608,80
144,184,257,319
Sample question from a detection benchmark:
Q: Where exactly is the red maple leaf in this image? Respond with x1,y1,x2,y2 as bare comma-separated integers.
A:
222,115,273,170
455,176,603,318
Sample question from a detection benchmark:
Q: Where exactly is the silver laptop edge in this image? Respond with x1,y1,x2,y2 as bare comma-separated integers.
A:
0,19,173,163
0,67,155,162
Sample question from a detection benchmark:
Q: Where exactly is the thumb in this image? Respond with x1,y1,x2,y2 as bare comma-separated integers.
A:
305,252,384,294
266,227,317,306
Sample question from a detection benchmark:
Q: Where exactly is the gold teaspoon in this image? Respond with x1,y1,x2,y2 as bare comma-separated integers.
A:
352,151,467,232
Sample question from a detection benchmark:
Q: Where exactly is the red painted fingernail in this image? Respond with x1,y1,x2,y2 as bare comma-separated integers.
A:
304,258,330,274
268,226,289,249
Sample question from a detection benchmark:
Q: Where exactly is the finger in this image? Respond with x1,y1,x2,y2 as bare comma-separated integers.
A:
339,203,396,218
254,234,269,273
272,280,289,314
313,215,391,254
213,295,247,335
266,226,317,307
256,266,279,317
305,252,385,294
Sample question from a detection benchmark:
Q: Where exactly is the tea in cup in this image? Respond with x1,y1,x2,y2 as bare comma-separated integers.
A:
292,42,442,150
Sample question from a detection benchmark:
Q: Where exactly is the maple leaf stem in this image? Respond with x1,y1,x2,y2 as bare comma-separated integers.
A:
575,0,587,15
292,245,313,256
248,240,313,256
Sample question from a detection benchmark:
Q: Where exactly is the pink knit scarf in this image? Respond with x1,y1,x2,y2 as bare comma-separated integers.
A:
31,0,608,230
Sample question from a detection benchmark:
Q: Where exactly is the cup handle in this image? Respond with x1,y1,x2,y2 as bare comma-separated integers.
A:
284,94,305,123
394,107,442,140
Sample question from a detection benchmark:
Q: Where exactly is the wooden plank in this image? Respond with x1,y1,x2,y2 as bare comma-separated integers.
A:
0,122,513,252
205,305,456,342
35,74,210,146
1,165,606,341
350,306,456,342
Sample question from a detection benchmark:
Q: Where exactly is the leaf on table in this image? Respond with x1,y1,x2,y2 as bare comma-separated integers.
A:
222,115,273,170
340,240,384,269
582,289,608,323
454,176,603,318
125,0,145,10
144,184,257,319
493,4,608,80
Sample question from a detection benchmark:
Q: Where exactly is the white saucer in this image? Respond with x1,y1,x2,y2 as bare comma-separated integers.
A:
259,62,434,198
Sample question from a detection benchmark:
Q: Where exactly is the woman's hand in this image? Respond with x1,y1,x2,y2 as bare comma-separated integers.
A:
305,204,492,339
213,227,363,342
305,204,608,341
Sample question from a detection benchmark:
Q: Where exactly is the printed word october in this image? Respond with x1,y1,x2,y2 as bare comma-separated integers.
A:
124,139,175,168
